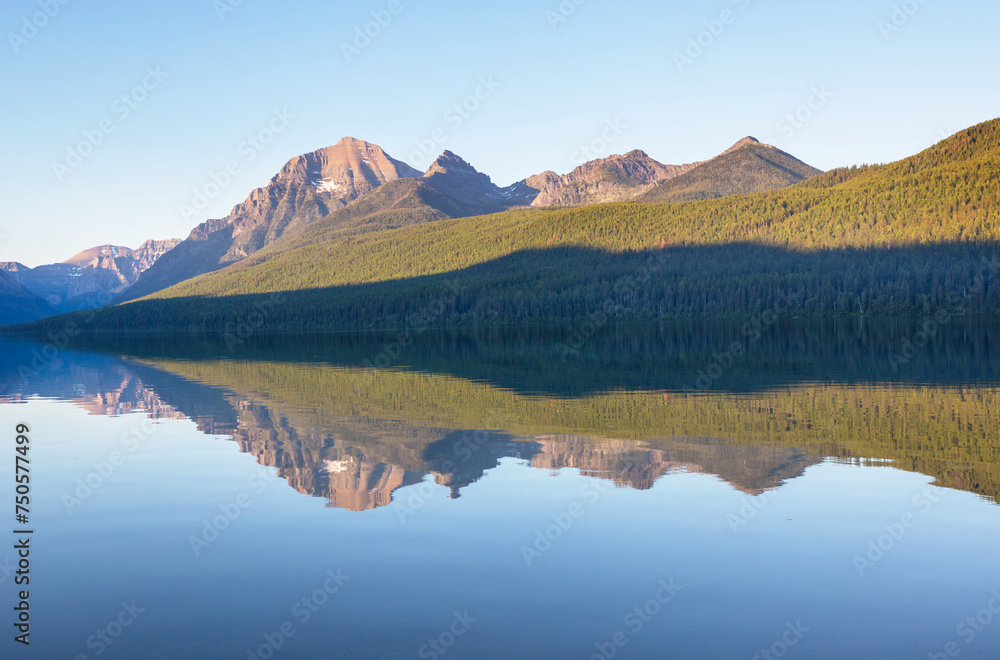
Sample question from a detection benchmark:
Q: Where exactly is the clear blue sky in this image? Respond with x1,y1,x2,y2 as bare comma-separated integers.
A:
1,0,998,266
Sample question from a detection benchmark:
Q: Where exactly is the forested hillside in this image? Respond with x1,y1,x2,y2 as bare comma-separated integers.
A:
9,120,1000,334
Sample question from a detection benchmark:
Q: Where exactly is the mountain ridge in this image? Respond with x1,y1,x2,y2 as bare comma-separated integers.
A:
1,238,180,318
9,118,996,331
117,134,820,303
120,137,424,301
525,149,702,207
638,139,822,203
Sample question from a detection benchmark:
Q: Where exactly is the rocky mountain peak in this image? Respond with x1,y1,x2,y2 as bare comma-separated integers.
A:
526,149,701,207
424,150,489,180
418,150,537,212
723,136,775,155
63,244,132,268
278,138,422,198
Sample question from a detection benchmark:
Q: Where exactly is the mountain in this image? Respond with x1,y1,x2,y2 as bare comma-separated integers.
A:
421,151,538,215
4,136,822,313
121,144,540,301
1,239,180,315
525,150,700,207
120,138,423,301
64,240,180,272
15,119,1000,332
637,137,822,203
125,138,795,306
0,270,59,326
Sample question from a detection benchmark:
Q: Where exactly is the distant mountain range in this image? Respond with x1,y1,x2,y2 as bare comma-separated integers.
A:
0,240,179,325
526,149,700,206
1,135,820,324
10,117,997,333
115,135,819,303
12,120,1000,331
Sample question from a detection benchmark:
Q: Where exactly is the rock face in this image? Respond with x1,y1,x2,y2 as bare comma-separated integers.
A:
122,138,423,301
119,135,823,301
419,151,538,217
525,150,702,207
133,240,182,272
1,239,180,314
123,141,543,300
198,137,423,260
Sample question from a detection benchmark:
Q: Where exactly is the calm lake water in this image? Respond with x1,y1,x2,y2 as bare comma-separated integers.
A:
1,319,999,659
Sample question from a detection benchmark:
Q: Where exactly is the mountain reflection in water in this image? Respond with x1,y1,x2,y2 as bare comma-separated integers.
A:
3,318,998,509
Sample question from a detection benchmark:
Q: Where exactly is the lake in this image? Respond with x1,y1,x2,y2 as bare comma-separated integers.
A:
1,319,999,659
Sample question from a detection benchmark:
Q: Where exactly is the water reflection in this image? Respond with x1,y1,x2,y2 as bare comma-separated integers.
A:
3,317,999,508
3,322,1000,659
0,342,823,511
